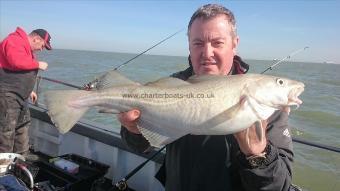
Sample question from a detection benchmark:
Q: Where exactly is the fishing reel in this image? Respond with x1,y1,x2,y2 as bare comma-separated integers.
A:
105,179,134,191
83,79,99,90
114,180,128,191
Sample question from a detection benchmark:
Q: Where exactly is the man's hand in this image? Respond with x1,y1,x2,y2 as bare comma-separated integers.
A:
118,109,141,134
30,91,37,103
38,61,48,70
234,120,268,156
282,106,291,115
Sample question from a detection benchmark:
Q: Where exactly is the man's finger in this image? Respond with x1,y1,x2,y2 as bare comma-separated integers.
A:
282,106,291,114
124,109,140,121
118,109,140,123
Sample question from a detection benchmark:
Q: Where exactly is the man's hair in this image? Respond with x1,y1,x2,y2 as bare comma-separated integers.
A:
188,4,237,38
29,32,40,37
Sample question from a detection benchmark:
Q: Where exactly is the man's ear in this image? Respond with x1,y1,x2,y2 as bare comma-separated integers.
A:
232,36,239,55
32,36,39,43
33,35,42,43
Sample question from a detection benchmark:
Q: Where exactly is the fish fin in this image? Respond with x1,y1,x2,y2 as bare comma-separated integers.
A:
245,121,264,150
98,108,120,114
187,74,223,84
145,77,190,87
137,125,176,148
45,90,89,134
137,117,186,148
246,128,250,148
95,70,140,90
198,96,248,129
254,121,266,145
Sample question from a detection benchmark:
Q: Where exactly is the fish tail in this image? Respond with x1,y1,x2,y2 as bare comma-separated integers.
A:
45,90,89,134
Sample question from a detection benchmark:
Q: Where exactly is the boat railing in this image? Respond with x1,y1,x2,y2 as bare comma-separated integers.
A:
29,102,165,164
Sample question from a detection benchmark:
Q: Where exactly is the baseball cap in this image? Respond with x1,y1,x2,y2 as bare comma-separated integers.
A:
32,29,52,50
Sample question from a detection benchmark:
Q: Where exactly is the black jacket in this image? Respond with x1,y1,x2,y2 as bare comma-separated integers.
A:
121,56,293,191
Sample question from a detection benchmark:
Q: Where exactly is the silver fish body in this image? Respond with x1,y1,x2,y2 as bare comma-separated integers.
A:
45,72,304,148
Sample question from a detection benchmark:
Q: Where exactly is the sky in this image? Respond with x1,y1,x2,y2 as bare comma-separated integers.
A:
1,0,340,63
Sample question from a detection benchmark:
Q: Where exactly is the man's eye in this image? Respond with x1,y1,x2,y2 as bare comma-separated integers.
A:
214,41,224,46
193,42,203,46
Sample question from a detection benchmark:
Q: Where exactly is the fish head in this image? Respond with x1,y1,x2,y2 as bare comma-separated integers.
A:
246,75,305,110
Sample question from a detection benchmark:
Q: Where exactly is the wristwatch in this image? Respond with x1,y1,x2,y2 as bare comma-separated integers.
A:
246,153,266,168
246,144,270,168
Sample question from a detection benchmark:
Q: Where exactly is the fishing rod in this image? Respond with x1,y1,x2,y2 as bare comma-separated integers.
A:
261,46,309,74
114,146,166,190
36,29,184,91
293,137,340,153
258,47,339,154
37,76,83,89
83,29,184,90
114,29,184,71
258,46,338,153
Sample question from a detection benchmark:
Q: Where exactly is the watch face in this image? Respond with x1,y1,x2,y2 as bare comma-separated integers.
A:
248,156,266,168
246,145,270,168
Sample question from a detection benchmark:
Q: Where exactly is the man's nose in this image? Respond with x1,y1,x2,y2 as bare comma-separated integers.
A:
202,43,214,57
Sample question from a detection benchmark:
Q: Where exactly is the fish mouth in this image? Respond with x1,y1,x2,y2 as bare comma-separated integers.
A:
287,85,304,107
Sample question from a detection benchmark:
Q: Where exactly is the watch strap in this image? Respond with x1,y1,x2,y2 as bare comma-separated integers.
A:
237,143,277,169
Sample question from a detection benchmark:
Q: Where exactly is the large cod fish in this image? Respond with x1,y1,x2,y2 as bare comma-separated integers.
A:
45,71,304,148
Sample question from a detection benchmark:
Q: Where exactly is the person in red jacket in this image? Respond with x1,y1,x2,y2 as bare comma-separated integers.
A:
0,27,52,155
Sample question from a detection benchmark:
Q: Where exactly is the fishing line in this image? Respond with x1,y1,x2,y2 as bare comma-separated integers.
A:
261,46,309,74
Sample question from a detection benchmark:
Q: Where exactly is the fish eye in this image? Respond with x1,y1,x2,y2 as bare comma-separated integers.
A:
276,78,285,86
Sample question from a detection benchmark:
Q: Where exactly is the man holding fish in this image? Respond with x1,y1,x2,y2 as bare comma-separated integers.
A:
44,3,304,191
119,4,299,191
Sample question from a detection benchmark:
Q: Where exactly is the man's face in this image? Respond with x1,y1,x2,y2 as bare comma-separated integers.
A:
30,36,46,52
188,15,239,76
